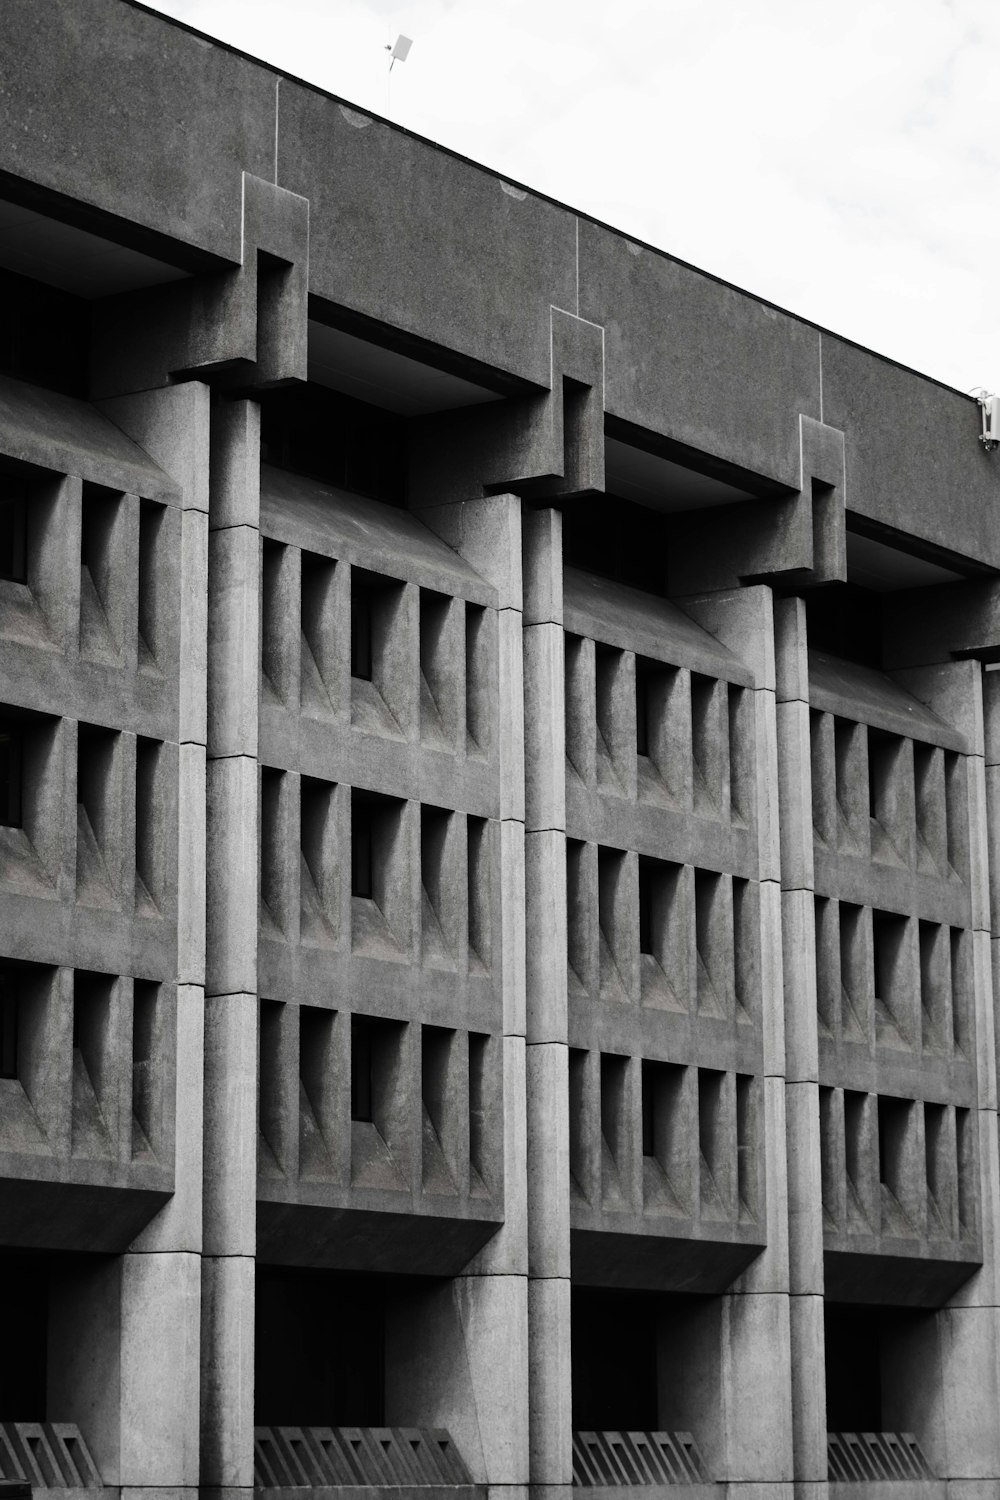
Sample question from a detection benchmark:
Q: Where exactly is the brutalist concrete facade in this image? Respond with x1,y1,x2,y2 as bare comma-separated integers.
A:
2,4,1000,1500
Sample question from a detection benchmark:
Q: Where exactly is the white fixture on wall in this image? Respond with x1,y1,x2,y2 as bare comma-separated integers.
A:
972,389,1000,451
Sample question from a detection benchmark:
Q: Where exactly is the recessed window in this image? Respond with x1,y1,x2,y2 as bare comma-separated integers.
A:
877,1094,910,1190
638,857,654,956
0,727,22,828
0,266,90,397
469,1033,488,1183
0,483,27,584
350,1016,374,1123
641,1061,657,1158
137,499,164,664
635,656,662,758
0,971,17,1079
350,579,373,681
351,797,373,899
258,385,406,505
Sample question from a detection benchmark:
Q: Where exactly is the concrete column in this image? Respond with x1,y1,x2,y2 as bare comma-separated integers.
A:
522,508,571,1500
899,660,1000,1490
774,595,828,1500
684,585,795,1498
202,399,261,1500
96,381,211,1500
410,492,531,1500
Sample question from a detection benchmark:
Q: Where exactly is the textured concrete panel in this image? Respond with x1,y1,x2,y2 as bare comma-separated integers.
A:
120,1250,201,1487
0,0,274,262
277,90,576,387
822,336,1000,569
578,219,821,489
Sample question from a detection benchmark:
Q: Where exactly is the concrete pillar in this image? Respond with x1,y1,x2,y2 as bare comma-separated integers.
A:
409,492,531,1500
774,595,828,1500
521,508,571,1500
899,660,1000,1487
202,398,261,1499
683,585,795,1497
94,381,211,1500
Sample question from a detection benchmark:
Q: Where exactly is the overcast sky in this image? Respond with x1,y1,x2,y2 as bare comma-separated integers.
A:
143,0,1000,396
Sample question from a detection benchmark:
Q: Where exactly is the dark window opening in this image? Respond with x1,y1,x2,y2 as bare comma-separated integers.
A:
638,857,654,956
735,1074,753,1208
469,1033,487,1180
698,1069,723,1173
350,1016,373,1123
135,737,160,909
255,1267,390,1426
0,481,27,583
0,727,22,827
467,816,490,969
635,658,651,756
844,1090,866,1192
0,1251,49,1418
137,500,163,661
77,722,117,848
571,1287,660,1431
132,980,158,1147
877,1094,909,1189
0,265,89,398
351,579,373,681
868,728,898,824
259,385,406,505
802,584,883,669
641,1065,656,1158
351,798,373,899
563,493,671,596
824,1304,882,1432
600,1053,626,1164
872,910,903,1012
0,970,17,1079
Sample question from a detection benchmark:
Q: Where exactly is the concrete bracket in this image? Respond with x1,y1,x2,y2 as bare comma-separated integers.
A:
408,307,605,506
798,413,847,585
91,173,309,398
667,416,846,594
546,306,605,500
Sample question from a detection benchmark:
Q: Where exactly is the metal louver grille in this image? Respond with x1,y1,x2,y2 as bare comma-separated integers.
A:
827,1432,935,1482
253,1427,478,1490
0,1423,102,1489
572,1432,707,1485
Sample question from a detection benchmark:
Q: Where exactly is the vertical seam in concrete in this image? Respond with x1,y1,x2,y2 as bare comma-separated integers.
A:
818,330,824,424
575,217,580,317
274,75,281,185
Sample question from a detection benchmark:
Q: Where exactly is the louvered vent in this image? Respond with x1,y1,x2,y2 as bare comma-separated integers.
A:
572,1431,707,1485
827,1432,935,1482
254,1427,479,1491
0,1423,102,1489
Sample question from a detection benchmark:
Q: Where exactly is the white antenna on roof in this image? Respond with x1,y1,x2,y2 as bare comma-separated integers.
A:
384,34,413,117
386,34,413,71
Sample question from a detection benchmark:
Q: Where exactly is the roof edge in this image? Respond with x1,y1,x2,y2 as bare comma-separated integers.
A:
123,0,978,407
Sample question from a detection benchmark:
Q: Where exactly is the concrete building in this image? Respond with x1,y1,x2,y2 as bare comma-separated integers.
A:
1,3,999,1499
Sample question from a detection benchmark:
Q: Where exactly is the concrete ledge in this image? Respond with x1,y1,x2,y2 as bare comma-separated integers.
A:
829,1486,944,1500
0,1173,171,1251
256,1199,501,1274
256,1490,484,1500
570,1227,762,1293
